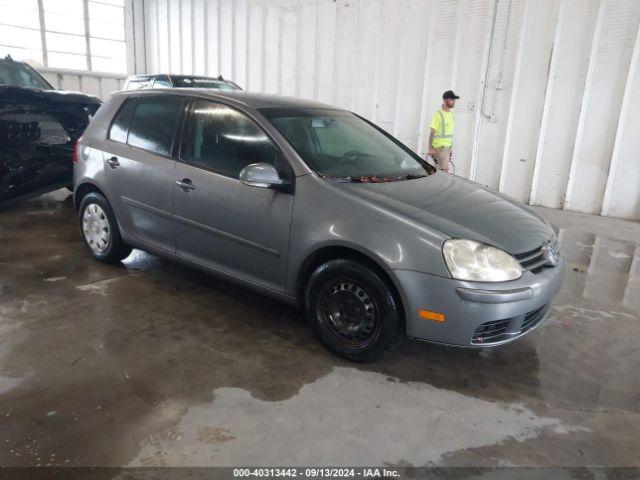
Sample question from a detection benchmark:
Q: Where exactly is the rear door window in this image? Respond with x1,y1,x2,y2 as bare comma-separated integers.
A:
127,95,185,156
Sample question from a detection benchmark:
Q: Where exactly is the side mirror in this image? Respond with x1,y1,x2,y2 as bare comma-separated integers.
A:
239,163,287,189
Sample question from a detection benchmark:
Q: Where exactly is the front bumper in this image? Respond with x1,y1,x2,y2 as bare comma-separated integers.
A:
394,258,564,347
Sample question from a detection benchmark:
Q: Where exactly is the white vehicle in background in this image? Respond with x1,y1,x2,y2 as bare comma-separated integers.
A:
123,74,242,91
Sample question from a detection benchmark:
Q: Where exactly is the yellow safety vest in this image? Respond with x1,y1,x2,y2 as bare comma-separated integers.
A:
430,109,455,148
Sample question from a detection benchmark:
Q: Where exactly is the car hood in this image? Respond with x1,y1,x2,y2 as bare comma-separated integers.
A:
0,86,101,106
337,173,554,254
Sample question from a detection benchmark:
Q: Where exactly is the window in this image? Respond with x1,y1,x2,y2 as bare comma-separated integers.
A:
108,97,136,143
0,0,127,73
183,101,285,179
125,78,151,90
152,76,172,88
0,61,52,89
127,96,184,156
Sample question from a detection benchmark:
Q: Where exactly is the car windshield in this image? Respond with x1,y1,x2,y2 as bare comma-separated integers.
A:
263,108,431,182
0,62,52,90
172,77,241,90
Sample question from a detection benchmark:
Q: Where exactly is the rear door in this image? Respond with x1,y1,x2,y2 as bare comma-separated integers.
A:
102,94,185,254
172,99,294,291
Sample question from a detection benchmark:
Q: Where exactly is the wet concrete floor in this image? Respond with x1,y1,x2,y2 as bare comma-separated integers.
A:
0,190,638,467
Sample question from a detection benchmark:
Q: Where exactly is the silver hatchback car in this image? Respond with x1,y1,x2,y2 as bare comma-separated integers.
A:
74,89,563,362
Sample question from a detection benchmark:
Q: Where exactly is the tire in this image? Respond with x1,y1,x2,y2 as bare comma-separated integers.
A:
78,192,131,264
304,259,404,362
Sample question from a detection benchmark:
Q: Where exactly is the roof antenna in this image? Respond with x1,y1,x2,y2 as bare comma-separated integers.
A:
5,54,13,62
217,75,224,81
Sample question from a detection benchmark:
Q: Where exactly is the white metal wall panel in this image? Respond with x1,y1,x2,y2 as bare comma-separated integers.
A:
179,0,193,74
530,0,598,209
448,0,489,178
392,0,431,150
565,0,640,214
263,1,280,94
280,2,298,96
498,0,559,201
473,0,527,190
191,0,205,75
169,0,181,72
246,0,264,92
135,0,640,221
296,0,317,100
218,0,233,77
314,0,337,103
602,21,640,220
157,0,171,72
333,1,358,109
371,0,403,132
233,0,248,87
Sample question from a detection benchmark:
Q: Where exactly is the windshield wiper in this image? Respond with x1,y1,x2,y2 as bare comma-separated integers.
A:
324,173,426,183
398,174,427,180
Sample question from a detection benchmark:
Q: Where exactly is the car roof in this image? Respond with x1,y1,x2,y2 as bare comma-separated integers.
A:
114,88,340,110
126,74,234,82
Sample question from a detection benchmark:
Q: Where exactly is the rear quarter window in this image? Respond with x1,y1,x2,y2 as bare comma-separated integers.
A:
108,98,136,143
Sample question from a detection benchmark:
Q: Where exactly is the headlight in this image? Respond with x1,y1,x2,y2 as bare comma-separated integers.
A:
443,239,522,282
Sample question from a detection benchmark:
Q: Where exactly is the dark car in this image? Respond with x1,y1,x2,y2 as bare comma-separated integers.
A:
0,55,102,207
123,74,242,91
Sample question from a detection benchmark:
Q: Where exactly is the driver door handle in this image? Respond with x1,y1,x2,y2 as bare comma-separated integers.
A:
105,156,120,169
176,178,195,192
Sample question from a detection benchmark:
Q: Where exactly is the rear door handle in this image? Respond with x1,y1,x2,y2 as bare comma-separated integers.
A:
176,178,195,192
105,156,120,169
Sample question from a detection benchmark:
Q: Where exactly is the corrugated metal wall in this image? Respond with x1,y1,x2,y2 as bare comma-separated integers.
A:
134,0,640,220
40,68,126,98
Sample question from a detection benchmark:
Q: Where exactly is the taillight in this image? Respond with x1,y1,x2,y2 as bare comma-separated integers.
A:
72,137,83,163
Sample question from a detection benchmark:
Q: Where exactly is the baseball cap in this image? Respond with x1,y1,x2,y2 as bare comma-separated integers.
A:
443,90,460,99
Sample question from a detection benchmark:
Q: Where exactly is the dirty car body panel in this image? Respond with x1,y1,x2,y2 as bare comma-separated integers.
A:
75,89,564,349
0,60,101,207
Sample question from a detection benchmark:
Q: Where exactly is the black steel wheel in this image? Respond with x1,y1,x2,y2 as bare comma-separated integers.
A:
304,259,403,362
319,279,381,349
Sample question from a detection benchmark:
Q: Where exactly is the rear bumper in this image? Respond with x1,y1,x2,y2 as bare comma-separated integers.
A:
395,258,564,347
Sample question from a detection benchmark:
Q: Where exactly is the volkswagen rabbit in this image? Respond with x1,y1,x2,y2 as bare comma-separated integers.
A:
73,89,563,362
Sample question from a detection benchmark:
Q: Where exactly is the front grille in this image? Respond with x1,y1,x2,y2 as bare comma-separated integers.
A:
471,318,511,344
521,304,547,332
514,245,548,272
471,304,549,345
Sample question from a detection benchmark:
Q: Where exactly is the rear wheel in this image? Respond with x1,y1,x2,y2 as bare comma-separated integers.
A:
304,259,403,362
78,192,131,263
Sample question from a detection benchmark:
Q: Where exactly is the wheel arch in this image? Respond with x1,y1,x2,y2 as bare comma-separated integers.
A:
295,245,407,331
74,182,107,212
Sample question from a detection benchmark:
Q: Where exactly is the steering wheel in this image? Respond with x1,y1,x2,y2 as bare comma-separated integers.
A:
335,150,361,168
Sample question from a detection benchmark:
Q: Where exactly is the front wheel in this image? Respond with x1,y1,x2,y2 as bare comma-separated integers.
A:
78,192,131,263
304,259,404,362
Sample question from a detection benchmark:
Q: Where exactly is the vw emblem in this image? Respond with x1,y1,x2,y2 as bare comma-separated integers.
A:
542,243,559,267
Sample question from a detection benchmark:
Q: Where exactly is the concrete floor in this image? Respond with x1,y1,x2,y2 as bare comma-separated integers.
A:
0,189,639,468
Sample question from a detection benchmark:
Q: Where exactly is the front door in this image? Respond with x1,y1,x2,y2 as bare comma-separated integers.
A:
103,94,185,254
172,100,294,292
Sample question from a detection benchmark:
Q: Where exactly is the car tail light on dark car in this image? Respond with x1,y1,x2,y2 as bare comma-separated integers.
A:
72,137,83,163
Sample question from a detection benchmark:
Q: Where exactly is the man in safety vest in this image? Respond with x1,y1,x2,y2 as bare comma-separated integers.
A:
428,90,459,172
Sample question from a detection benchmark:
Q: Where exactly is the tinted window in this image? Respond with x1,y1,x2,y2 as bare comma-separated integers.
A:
128,96,184,156
153,76,172,88
182,101,285,178
172,77,241,90
108,98,136,143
